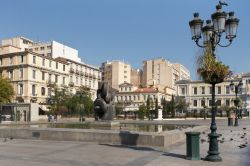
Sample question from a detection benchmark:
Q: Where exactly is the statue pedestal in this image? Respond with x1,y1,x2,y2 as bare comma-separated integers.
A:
154,108,163,120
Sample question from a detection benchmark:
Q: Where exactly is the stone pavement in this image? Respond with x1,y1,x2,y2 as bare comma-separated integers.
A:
0,118,249,166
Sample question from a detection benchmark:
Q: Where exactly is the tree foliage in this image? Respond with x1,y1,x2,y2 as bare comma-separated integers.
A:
0,77,14,103
197,43,231,84
138,104,147,120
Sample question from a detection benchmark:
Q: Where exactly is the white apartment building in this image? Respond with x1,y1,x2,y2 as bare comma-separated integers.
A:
142,58,190,93
2,36,81,62
101,61,131,90
175,74,250,114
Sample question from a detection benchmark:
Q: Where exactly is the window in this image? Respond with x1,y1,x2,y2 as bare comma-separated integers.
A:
209,87,212,94
226,86,230,94
32,85,36,96
20,55,24,63
56,62,58,69
76,77,78,84
193,87,197,95
138,95,140,100
41,87,46,96
63,65,65,71
81,77,83,85
193,100,197,107
201,100,205,107
42,59,45,66
19,68,23,79
47,46,52,49
40,47,44,50
42,72,45,80
125,96,127,101
49,61,52,67
201,87,205,94
209,100,212,106
8,70,13,79
55,75,58,83
32,70,36,79
0,58,2,65
124,71,127,73
218,86,221,94
35,48,38,51
226,99,230,106
134,96,136,100
33,56,36,64
70,76,73,82
124,76,127,79
63,77,65,85
19,84,23,95
121,96,123,101
9,57,13,64
216,100,221,106
181,88,185,95
129,96,131,101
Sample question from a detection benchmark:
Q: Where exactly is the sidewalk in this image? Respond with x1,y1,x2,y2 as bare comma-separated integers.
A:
0,119,249,166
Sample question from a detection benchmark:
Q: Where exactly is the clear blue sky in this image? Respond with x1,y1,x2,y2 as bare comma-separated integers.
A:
1,0,249,80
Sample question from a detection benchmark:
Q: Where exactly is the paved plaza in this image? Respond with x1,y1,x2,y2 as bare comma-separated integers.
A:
0,118,249,166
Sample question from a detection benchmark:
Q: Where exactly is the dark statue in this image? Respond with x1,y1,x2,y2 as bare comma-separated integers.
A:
94,82,116,120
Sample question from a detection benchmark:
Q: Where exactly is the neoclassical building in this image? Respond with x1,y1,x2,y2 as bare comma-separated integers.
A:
175,74,250,114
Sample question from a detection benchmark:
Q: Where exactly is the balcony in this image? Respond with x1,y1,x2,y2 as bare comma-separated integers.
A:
68,81,74,87
75,69,80,75
69,68,75,73
47,80,55,87
80,71,84,76
85,72,89,77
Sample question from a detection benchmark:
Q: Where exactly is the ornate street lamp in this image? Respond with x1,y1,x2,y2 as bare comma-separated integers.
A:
230,80,243,126
189,1,239,162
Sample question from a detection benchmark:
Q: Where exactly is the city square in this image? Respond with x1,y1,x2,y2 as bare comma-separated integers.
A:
0,0,249,165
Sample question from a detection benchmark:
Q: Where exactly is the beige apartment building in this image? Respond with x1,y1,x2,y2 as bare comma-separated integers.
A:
175,75,250,114
101,61,131,90
130,69,142,87
142,58,190,92
0,37,101,106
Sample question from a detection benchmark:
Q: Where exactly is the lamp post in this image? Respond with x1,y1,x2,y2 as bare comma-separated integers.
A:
189,1,239,162
202,97,207,120
230,80,243,126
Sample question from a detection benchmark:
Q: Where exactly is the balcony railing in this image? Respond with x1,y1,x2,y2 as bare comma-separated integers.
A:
80,71,84,76
47,80,55,87
68,81,74,87
69,68,75,73
75,69,80,75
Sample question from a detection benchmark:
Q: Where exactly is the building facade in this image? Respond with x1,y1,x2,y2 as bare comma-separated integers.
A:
130,69,142,87
114,82,173,111
101,61,131,90
175,75,250,114
142,58,190,93
0,37,101,106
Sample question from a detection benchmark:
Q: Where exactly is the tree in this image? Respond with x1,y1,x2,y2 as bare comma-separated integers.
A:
0,77,14,103
138,104,147,120
49,85,70,115
175,96,189,116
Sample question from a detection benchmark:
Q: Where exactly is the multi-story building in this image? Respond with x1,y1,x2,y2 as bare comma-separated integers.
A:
114,82,171,110
101,60,131,90
142,58,190,92
2,36,81,62
0,37,101,105
175,75,250,114
130,69,142,87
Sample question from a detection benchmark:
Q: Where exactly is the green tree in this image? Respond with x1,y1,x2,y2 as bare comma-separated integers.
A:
138,104,147,120
0,77,14,103
49,85,70,115
175,96,189,116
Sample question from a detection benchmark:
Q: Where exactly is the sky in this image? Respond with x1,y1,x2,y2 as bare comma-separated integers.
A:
1,0,249,80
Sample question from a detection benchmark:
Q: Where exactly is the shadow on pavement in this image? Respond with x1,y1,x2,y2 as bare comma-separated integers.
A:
162,152,186,159
99,144,157,152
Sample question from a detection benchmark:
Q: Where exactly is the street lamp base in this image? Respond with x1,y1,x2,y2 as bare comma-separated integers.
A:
205,132,222,162
205,154,222,162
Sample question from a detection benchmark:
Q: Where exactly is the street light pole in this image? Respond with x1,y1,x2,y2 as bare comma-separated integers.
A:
230,80,243,126
189,1,239,162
